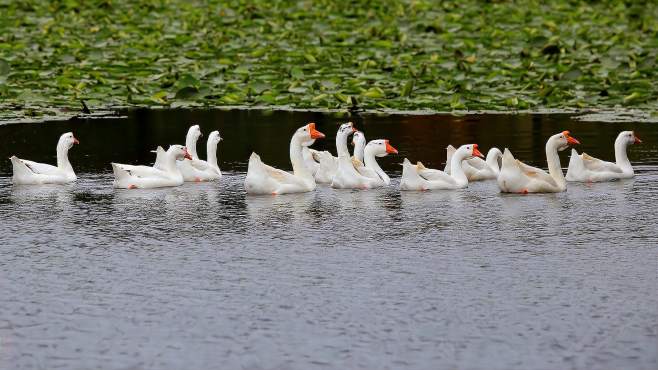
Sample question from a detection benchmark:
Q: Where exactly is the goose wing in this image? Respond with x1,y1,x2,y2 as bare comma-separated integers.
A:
21,160,61,176
581,153,623,173
189,159,212,172
113,164,167,179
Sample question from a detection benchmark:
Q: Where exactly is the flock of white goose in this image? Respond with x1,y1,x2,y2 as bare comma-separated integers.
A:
9,122,641,195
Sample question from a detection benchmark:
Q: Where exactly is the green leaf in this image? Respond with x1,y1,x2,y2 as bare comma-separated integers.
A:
400,80,414,97
505,96,519,107
149,91,168,104
0,60,9,84
334,92,349,104
562,68,582,81
362,87,386,99
174,86,199,100
623,92,641,104
290,67,304,80
304,54,317,63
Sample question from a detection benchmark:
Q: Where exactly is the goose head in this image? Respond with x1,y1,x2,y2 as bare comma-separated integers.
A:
57,132,79,150
550,131,580,151
168,145,193,160
456,144,484,160
618,130,642,146
337,122,357,139
352,131,366,147
187,125,202,141
295,122,325,145
366,139,398,158
207,131,222,146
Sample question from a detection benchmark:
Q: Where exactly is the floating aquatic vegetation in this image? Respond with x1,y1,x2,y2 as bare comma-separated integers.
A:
0,0,656,122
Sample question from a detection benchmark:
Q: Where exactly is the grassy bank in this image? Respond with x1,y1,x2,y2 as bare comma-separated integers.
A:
0,0,657,120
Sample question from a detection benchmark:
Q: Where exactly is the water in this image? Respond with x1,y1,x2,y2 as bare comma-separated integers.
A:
0,109,656,370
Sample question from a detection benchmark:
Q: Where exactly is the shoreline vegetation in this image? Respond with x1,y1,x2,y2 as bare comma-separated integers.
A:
0,0,656,122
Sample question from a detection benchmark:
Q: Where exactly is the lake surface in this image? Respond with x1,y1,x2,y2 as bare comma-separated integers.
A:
0,109,656,370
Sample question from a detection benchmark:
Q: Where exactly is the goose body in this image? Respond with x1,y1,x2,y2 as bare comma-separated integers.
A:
498,131,579,194
331,123,383,189
352,139,398,187
112,145,192,189
309,130,366,184
445,145,503,181
177,128,223,182
565,131,641,182
244,123,325,195
11,132,79,185
400,144,483,191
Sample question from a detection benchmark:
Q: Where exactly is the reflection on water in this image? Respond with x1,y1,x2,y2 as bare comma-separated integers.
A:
0,110,657,370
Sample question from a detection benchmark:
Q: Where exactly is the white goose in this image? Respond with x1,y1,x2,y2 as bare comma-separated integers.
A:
306,127,368,184
353,139,398,186
178,129,223,182
498,131,580,194
11,132,79,185
565,131,641,182
331,122,383,189
352,131,366,163
245,122,325,195
112,145,192,189
445,145,503,181
400,144,484,191
302,141,320,177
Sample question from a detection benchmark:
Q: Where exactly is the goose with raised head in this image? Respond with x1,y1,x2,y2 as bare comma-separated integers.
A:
331,122,382,189
178,130,223,182
352,139,398,186
400,144,484,191
153,124,201,171
11,132,79,185
445,145,503,181
306,128,367,184
112,145,193,189
565,131,641,182
245,122,326,195
498,131,580,194
352,131,366,163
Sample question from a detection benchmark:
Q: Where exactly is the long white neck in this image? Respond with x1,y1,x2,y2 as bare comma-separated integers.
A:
354,141,365,162
336,133,350,158
291,135,313,180
486,148,502,175
162,150,180,173
56,143,74,173
614,136,632,174
186,134,199,160
449,149,468,185
545,140,566,190
364,147,389,185
206,140,219,171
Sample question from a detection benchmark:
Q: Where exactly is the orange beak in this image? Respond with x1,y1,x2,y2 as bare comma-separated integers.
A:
472,144,484,158
308,122,325,139
634,133,642,144
563,130,580,145
73,137,80,145
183,148,193,160
385,140,398,154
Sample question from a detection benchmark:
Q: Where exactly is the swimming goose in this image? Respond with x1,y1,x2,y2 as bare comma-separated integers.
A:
11,132,79,185
565,130,641,182
498,131,579,194
244,123,326,195
400,144,484,191
112,145,192,189
445,145,503,181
